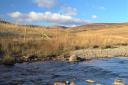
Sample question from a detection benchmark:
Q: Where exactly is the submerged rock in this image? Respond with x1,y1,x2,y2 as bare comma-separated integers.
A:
113,79,126,85
86,79,95,83
54,81,66,85
54,81,76,85
69,81,76,85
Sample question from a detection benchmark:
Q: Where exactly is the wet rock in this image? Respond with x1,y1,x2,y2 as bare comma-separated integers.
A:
54,81,76,85
86,79,95,83
22,55,38,62
22,55,29,61
113,79,126,85
27,55,38,62
69,81,76,85
54,81,66,85
66,81,70,84
96,83,101,85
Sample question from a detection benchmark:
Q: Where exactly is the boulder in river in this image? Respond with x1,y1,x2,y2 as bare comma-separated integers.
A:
54,81,66,85
69,81,76,85
54,81,76,85
86,79,95,83
113,79,126,85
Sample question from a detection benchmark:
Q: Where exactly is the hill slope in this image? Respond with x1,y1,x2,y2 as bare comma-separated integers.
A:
68,23,128,32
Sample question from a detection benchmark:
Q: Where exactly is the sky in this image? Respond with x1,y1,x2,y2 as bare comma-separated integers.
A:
0,0,128,26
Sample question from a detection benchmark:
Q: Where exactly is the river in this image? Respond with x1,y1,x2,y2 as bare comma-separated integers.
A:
0,57,128,85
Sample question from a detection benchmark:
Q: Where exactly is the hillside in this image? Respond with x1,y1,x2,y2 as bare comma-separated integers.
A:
0,21,128,43
68,23,128,32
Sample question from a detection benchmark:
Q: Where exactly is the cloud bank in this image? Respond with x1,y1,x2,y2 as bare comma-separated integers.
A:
9,11,87,26
8,0,89,27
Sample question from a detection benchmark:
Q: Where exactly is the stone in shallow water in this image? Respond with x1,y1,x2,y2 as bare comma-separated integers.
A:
54,81,76,85
69,81,76,85
85,79,95,83
113,79,126,85
54,81,66,85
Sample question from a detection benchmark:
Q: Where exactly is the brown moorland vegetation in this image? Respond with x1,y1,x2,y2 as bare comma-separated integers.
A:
0,21,128,64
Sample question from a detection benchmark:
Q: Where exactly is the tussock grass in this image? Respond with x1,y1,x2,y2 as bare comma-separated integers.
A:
2,55,15,65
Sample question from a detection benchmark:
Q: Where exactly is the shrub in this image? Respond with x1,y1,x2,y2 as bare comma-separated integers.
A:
92,45,99,48
2,55,15,66
101,45,113,49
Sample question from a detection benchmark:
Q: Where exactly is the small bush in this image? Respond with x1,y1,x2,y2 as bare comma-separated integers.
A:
0,58,2,64
121,43,128,46
93,45,99,48
74,46,82,50
2,55,15,66
102,45,113,49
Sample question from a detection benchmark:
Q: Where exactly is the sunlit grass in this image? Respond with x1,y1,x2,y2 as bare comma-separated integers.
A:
0,23,128,63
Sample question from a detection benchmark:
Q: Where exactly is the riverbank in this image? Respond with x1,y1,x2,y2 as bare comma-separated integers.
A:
69,46,128,60
1,45,128,65
1,23,128,65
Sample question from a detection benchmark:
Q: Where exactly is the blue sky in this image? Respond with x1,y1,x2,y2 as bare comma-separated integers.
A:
0,0,128,26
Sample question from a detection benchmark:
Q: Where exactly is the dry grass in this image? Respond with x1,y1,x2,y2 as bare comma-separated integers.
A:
0,23,128,63
70,46,128,60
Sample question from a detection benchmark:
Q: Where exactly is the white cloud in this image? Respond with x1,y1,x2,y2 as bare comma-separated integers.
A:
34,0,78,16
35,0,57,8
91,15,97,19
8,11,22,18
61,6,77,16
9,11,87,26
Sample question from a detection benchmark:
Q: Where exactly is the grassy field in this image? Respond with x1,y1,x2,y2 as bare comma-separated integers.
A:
0,22,128,64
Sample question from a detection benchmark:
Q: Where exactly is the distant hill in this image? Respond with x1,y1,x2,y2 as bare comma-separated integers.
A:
0,19,68,29
0,18,128,30
68,23,128,33
47,26,69,30
0,19,45,28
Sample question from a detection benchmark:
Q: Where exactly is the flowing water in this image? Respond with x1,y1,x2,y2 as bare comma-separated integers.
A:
0,57,128,85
